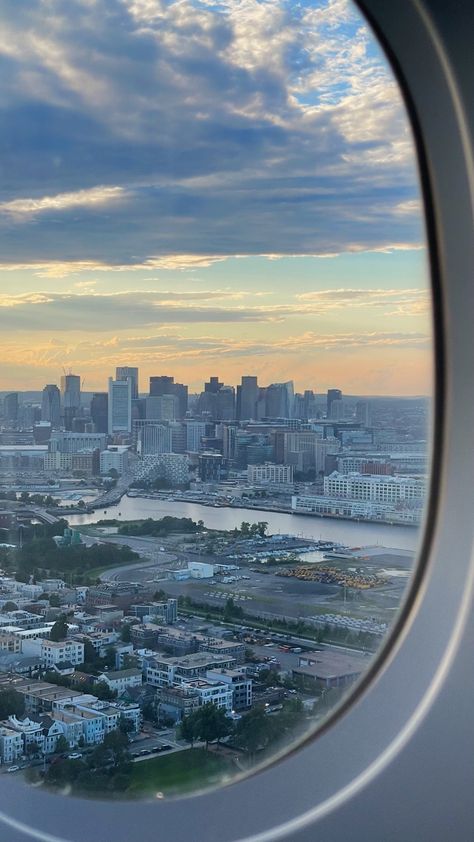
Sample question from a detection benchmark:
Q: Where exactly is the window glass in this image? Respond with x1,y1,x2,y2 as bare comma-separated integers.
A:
0,0,432,799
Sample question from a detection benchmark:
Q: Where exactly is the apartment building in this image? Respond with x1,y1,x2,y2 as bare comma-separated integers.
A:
96,668,142,693
324,471,425,503
206,668,252,711
146,652,236,688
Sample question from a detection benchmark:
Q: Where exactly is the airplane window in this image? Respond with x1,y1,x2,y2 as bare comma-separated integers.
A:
0,0,433,807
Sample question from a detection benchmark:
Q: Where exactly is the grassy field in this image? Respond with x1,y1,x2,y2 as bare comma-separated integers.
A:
126,749,236,798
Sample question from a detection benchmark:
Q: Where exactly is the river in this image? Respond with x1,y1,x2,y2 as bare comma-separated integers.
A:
67,495,420,552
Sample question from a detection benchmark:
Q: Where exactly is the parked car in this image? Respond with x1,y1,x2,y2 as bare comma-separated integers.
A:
68,753,83,760
7,766,19,773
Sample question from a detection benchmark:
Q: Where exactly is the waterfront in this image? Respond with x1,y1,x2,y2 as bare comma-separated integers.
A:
67,495,420,552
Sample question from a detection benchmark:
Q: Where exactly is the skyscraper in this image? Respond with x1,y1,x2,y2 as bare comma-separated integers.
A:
149,376,187,419
41,385,61,428
3,393,18,425
205,376,223,393
61,374,81,431
149,376,174,396
108,377,132,434
91,392,109,433
355,400,372,426
237,376,258,421
265,382,294,419
327,388,343,419
116,367,139,400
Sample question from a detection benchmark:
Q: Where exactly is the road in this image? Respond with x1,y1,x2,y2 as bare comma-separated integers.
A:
129,726,186,761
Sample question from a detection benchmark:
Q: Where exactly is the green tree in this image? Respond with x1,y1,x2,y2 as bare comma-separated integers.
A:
120,623,132,643
55,735,70,754
2,600,18,612
119,717,134,735
26,741,40,757
178,713,198,747
49,615,69,642
49,593,61,607
189,703,233,750
0,688,25,719
93,681,117,701
235,707,276,758
223,597,244,622
103,646,117,669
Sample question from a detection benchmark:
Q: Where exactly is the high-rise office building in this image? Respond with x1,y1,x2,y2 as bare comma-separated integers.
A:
315,437,340,475
329,398,344,420
41,385,61,428
3,393,18,425
327,389,342,419
90,392,109,434
265,382,294,419
108,377,132,434
149,376,187,418
294,390,317,421
169,422,187,454
185,421,208,452
149,376,174,396
146,394,178,422
355,400,372,426
136,424,172,455
216,386,235,420
205,376,223,394
61,374,81,431
116,367,139,400
222,424,238,461
237,375,258,421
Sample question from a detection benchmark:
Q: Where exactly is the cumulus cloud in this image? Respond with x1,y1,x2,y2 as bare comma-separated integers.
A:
0,0,424,266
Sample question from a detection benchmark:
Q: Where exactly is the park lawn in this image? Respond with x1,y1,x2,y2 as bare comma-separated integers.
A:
127,749,235,797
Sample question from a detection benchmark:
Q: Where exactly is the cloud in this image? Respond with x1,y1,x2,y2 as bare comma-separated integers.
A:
297,287,430,315
0,329,430,379
0,285,431,332
0,0,424,266
0,289,295,331
0,186,126,219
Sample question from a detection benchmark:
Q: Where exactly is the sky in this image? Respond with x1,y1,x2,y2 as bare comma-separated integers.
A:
0,0,432,395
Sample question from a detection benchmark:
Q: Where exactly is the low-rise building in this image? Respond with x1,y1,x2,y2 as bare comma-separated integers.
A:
206,668,252,711
182,679,233,712
198,637,246,664
247,462,294,485
96,668,142,693
158,686,200,723
0,724,23,764
22,638,84,669
0,676,83,715
0,633,21,654
146,652,236,688
292,650,369,690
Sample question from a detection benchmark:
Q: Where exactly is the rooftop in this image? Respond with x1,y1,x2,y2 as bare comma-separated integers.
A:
294,649,370,680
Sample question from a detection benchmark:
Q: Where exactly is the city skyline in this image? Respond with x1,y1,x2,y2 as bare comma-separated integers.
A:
0,0,432,395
